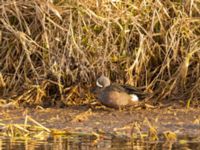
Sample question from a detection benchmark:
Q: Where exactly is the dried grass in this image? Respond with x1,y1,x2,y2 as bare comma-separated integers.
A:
0,0,199,106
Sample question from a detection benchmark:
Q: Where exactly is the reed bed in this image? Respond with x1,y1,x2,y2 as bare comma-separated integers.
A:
0,0,199,107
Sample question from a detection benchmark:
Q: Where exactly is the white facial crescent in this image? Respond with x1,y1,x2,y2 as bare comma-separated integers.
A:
96,80,103,88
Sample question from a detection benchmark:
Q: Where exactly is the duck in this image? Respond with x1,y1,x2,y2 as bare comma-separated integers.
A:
93,75,147,108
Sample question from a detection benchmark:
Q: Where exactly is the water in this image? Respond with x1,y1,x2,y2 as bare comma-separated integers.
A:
0,134,200,150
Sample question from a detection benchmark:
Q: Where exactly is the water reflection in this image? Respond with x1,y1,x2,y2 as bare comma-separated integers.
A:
0,134,200,150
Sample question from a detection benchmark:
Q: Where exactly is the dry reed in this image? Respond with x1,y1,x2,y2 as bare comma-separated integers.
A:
0,0,199,106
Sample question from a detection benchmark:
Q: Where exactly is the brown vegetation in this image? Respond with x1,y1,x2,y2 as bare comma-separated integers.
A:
0,0,199,107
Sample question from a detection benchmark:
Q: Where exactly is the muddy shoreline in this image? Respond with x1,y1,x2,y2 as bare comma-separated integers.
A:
0,106,199,138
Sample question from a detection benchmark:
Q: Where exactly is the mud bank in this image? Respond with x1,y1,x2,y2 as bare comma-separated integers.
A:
0,106,199,138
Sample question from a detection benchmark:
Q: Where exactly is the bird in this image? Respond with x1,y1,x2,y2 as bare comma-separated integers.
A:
93,75,147,108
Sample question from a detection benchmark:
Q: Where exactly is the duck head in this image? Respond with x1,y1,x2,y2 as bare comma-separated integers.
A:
96,75,111,88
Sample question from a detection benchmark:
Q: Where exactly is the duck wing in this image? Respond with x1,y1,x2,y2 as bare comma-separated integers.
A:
106,84,127,93
121,84,150,100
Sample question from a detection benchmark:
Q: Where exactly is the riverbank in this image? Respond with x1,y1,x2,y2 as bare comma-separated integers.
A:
1,106,199,139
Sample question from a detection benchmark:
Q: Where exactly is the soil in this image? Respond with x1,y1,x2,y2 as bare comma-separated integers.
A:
0,104,199,138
